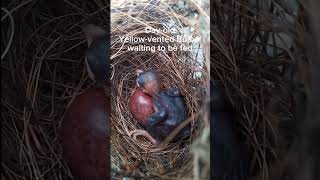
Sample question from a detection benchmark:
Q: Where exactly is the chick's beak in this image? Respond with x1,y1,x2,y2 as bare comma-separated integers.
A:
136,69,143,76
83,24,106,47
136,80,140,88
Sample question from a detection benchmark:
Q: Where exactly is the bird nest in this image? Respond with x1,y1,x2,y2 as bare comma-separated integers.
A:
110,1,208,179
3,0,304,180
1,0,209,179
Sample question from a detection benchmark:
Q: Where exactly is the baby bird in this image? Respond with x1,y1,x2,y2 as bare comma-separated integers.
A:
61,24,110,180
129,69,189,145
210,82,250,180
128,88,155,127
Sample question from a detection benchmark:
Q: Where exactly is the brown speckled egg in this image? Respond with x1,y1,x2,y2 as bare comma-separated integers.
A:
61,86,110,180
128,89,155,126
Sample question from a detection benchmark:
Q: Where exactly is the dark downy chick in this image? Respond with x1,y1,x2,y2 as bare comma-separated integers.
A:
83,24,110,85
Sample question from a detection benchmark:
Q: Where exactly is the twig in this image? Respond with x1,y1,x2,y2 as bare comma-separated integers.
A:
1,8,14,60
149,106,205,153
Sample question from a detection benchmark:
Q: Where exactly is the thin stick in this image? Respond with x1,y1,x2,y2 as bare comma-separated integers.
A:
149,109,204,152
1,8,14,60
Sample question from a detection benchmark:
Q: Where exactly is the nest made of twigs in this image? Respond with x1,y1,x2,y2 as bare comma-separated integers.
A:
1,0,209,179
3,0,304,179
210,1,304,178
110,1,208,179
